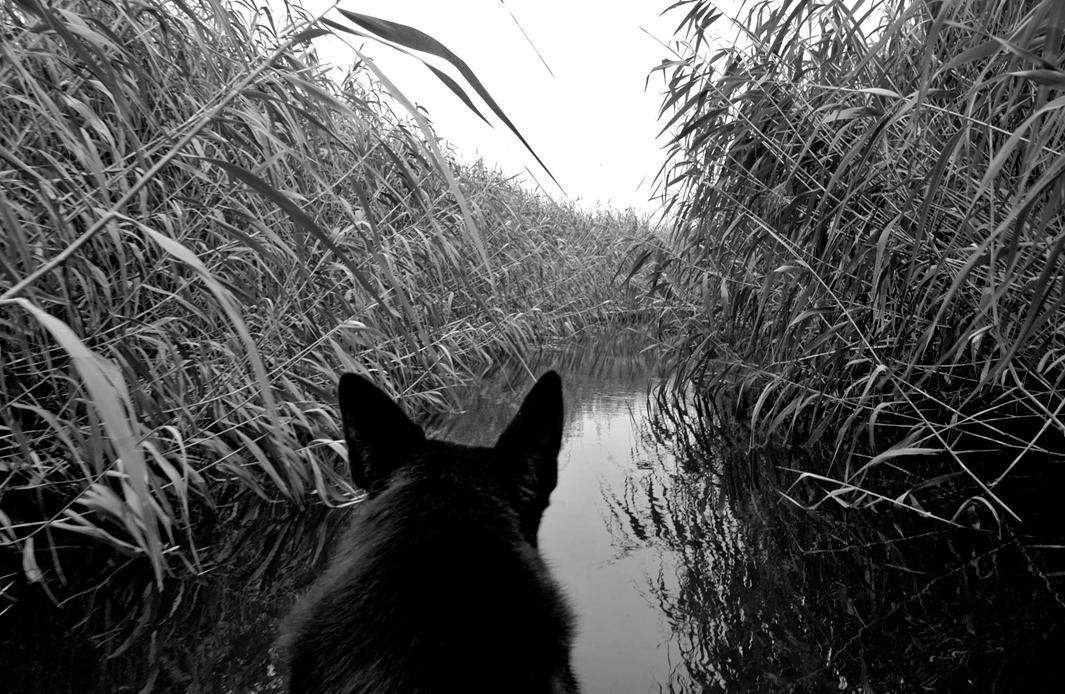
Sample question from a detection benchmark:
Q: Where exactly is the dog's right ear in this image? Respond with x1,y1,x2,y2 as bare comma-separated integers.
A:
337,373,425,490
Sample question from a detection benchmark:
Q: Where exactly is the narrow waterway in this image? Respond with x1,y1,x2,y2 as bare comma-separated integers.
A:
3,336,1064,692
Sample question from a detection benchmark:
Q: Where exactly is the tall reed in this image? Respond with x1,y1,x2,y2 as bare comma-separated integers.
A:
652,0,1065,520
0,0,649,597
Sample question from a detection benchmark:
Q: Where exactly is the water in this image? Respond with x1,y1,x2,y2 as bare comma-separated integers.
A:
2,335,1064,692
425,351,682,693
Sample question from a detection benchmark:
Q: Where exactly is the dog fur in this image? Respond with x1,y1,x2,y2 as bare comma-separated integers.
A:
282,371,576,693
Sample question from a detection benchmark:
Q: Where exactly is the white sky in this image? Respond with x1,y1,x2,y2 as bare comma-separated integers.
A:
287,1,705,216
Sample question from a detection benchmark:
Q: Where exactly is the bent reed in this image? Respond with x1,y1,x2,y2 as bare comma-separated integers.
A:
0,0,651,599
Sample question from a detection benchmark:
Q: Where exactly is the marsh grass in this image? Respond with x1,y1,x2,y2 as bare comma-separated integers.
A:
652,0,1065,522
0,0,650,598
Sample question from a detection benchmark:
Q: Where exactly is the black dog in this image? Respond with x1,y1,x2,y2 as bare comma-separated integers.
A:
283,371,576,693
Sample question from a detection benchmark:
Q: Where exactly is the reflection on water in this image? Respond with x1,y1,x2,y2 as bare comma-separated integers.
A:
3,333,1063,692
0,499,342,692
622,392,1065,693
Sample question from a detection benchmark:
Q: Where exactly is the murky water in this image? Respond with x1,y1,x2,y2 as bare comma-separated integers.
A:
3,335,1065,692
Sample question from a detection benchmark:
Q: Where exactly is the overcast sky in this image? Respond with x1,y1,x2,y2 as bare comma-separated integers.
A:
290,1,710,216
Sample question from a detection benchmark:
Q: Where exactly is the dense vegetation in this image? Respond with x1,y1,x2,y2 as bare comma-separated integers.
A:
4,0,1065,688
7,0,1063,636
651,0,1065,522
0,0,650,596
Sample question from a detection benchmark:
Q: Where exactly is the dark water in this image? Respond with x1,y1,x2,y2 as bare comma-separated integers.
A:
3,336,1064,692
425,344,681,692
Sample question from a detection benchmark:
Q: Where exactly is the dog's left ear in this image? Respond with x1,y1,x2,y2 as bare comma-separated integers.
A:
337,373,425,491
496,371,564,505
